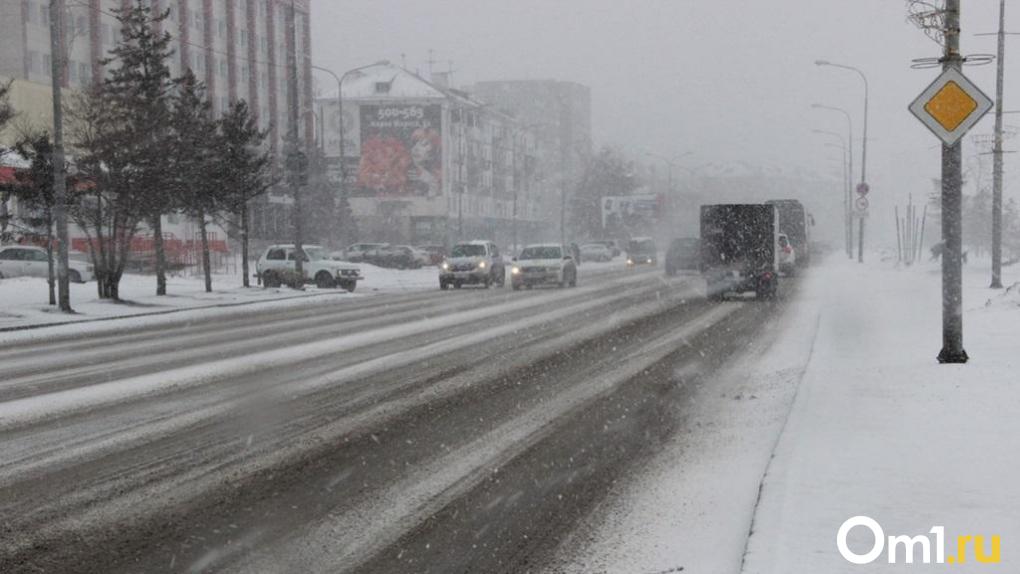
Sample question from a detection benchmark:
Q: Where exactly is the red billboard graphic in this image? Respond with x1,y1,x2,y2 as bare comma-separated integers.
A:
356,104,442,197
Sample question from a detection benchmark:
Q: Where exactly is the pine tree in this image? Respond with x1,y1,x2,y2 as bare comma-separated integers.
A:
11,132,63,305
101,1,177,296
216,100,273,288
169,70,219,292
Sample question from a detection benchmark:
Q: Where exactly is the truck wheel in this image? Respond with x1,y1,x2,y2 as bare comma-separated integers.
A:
440,280,450,290
68,269,83,284
315,272,336,289
454,281,463,289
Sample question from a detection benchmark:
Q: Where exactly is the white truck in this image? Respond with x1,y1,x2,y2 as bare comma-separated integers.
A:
256,244,362,292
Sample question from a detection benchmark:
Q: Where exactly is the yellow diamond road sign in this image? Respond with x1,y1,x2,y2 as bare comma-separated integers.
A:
910,68,993,146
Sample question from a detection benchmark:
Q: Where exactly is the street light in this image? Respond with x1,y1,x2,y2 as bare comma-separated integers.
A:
812,104,855,258
311,61,389,184
816,59,870,262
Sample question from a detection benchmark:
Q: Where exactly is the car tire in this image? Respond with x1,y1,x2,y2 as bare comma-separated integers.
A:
263,271,282,288
315,272,336,289
483,277,492,289
440,280,450,291
68,269,83,284
340,280,356,293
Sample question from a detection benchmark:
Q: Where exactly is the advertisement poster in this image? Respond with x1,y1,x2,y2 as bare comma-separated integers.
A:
355,104,442,197
601,194,663,229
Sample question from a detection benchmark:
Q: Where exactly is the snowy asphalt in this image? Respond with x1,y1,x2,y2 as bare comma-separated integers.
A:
0,265,798,573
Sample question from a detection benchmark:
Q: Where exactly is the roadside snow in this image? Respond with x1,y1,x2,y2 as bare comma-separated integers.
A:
0,264,438,331
742,259,1020,573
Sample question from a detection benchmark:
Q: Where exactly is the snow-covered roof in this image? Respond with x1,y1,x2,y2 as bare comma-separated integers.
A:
340,63,450,101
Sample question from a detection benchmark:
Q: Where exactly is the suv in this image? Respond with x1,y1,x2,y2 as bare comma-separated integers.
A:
439,240,505,289
510,244,577,290
0,245,94,283
256,244,362,292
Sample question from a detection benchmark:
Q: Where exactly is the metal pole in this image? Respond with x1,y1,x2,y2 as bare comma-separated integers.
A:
49,0,71,313
285,0,303,276
991,0,1006,288
938,0,968,364
895,206,902,264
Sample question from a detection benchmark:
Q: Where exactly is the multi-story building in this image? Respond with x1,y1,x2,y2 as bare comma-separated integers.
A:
0,0,314,249
315,62,549,248
471,79,592,217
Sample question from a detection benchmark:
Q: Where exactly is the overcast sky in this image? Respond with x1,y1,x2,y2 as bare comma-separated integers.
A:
311,0,1018,228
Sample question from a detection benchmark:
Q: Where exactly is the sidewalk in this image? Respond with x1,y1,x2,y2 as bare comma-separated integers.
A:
742,257,1020,572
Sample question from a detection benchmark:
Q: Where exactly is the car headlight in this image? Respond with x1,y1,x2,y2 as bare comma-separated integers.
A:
511,266,521,275
441,262,450,270
477,261,487,269
627,258,634,265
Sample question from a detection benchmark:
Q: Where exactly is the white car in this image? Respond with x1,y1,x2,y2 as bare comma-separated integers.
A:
256,244,362,292
439,240,506,289
0,245,94,283
511,244,578,290
580,243,612,262
778,233,797,275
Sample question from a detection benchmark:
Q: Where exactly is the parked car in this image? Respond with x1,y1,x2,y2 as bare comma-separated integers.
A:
626,237,658,266
511,244,578,290
380,245,431,269
256,244,362,292
665,237,701,276
439,240,506,289
0,245,94,283
416,244,447,266
778,233,797,276
580,243,613,262
343,243,389,264
591,239,621,257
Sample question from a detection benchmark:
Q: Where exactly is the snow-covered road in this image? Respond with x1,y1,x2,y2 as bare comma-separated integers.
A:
0,262,796,573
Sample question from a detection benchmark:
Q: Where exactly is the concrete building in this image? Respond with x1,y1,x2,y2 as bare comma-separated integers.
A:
315,62,550,248
471,79,592,213
0,0,315,251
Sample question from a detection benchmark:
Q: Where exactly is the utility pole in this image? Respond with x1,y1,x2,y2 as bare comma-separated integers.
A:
49,0,71,313
990,0,1006,289
285,0,304,276
938,0,968,364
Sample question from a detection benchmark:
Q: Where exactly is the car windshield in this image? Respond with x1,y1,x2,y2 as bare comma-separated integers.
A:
628,240,655,253
451,244,486,257
519,246,563,259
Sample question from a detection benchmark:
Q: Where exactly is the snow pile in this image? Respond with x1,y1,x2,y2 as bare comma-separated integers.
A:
742,260,1020,573
983,281,1020,310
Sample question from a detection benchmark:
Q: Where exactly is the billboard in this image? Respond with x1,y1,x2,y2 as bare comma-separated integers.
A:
355,104,442,198
602,194,663,229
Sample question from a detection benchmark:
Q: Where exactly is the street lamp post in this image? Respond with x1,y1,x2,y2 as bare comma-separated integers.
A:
645,151,693,195
812,104,855,258
816,60,869,263
813,129,851,254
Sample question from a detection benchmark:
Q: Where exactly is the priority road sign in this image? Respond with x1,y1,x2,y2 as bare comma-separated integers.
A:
909,68,993,146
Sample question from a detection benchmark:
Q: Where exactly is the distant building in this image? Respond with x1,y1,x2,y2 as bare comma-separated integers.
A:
471,79,593,214
316,62,549,247
0,0,315,250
